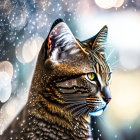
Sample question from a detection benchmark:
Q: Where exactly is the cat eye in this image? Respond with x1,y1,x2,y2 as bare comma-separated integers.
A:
108,72,112,82
87,73,95,81
85,72,97,84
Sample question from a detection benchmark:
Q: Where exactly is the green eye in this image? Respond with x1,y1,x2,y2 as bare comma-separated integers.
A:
87,73,95,81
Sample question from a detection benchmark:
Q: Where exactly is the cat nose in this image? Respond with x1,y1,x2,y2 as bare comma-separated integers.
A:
102,86,111,103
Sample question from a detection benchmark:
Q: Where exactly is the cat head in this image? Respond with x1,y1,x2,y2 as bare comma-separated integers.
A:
37,18,112,117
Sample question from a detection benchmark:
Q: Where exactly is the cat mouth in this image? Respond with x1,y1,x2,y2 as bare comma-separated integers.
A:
86,98,107,117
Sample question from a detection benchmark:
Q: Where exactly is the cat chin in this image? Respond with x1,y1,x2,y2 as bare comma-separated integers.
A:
89,109,103,117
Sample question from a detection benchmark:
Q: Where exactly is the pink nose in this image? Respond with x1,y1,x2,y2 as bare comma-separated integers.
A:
104,98,111,103
102,86,111,103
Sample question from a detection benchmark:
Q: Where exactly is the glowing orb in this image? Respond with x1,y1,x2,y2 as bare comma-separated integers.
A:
0,72,11,103
95,0,117,9
0,61,13,80
15,44,25,63
22,39,38,63
16,35,44,63
114,0,124,8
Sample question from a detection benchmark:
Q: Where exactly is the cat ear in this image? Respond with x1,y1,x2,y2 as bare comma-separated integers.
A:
47,19,81,63
82,26,108,59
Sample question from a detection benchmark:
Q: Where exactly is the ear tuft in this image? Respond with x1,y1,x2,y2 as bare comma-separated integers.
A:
82,25,108,59
50,18,64,31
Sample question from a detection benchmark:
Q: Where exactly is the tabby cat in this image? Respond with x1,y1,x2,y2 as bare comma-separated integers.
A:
1,18,111,140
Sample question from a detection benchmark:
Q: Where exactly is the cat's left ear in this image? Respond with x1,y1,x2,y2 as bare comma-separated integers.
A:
82,26,108,59
46,19,83,63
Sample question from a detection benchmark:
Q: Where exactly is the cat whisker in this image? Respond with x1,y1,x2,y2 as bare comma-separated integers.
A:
87,101,102,103
86,97,98,99
63,102,84,110
86,102,102,105
111,65,121,70
93,47,101,53
63,97,86,102
110,60,119,68
88,107,94,114
64,97,86,101
72,108,87,118
63,100,86,104
87,108,96,116
86,99,102,103
72,106,88,118
106,48,115,61
69,103,87,113
79,106,89,117
63,94,87,98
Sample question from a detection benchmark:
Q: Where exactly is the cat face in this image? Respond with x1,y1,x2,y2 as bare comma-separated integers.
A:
38,19,111,118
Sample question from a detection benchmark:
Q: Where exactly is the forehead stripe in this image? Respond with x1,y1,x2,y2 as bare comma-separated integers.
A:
96,63,100,73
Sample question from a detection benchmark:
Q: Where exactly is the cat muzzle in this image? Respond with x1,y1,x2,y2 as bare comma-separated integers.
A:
102,86,111,103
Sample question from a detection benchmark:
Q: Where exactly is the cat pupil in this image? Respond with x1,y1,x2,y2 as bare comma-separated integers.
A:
87,73,95,81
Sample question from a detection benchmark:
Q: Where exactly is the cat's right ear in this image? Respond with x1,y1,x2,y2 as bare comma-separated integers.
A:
40,19,65,61
44,18,83,64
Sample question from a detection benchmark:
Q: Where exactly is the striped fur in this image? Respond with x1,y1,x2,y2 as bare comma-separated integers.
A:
1,19,111,140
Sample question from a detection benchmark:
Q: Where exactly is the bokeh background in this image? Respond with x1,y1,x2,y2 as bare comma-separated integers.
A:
0,0,140,139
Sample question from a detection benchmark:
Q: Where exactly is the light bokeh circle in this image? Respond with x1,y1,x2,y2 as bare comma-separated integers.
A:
0,72,11,103
22,39,38,63
114,0,124,8
16,35,44,63
95,0,117,9
95,0,124,9
0,61,13,80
